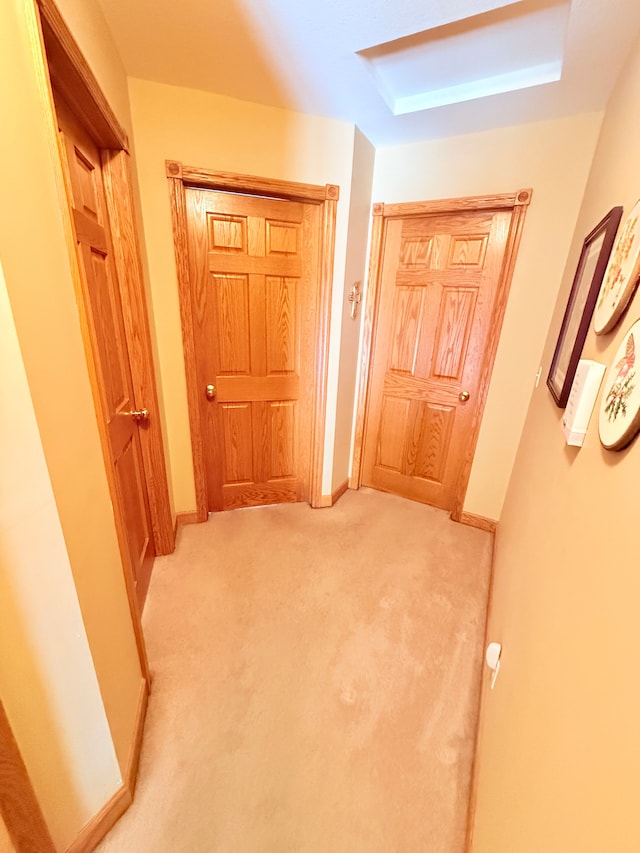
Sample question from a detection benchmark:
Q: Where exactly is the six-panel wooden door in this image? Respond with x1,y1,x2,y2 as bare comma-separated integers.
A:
186,188,320,510
362,208,512,510
55,93,155,605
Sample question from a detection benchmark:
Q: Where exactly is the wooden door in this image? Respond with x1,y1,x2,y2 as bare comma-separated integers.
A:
185,188,320,511
362,208,513,511
55,93,155,605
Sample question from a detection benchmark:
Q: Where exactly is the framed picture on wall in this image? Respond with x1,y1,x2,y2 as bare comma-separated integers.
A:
599,317,640,449
547,206,623,407
593,198,640,335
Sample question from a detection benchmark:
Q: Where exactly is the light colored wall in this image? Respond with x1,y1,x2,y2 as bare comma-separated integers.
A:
372,112,603,519
0,263,121,850
471,32,640,853
0,0,144,844
128,77,358,508
54,0,130,132
331,127,376,493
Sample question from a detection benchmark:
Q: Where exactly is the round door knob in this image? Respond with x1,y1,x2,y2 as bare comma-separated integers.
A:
131,408,149,422
206,384,217,400
459,391,470,402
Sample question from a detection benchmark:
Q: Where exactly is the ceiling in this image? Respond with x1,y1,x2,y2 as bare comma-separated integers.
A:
97,0,640,146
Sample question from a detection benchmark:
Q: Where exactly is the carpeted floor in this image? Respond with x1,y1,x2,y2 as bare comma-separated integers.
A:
96,488,492,853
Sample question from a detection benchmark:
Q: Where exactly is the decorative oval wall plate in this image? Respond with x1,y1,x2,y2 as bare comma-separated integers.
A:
593,199,640,334
599,318,640,449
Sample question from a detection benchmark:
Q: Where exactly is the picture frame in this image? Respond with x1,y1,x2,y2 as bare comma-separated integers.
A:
599,316,640,450
593,198,640,335
547,206,623,406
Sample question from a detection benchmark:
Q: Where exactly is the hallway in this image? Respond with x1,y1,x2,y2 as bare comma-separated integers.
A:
96,488,492,853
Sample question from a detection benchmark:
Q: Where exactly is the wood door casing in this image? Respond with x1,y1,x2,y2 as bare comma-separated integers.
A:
39,0,174,559
186,188,321,510
362,207,514,511
0,700,56,853
55,94,155,605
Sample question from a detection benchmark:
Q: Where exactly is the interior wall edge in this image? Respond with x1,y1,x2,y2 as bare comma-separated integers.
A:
1,0,146,844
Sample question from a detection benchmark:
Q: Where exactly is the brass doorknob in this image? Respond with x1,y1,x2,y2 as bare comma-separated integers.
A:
129,408,149,422
459,391,470,402
206,384,217,400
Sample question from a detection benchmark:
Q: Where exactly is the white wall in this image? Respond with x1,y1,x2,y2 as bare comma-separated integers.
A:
54,0,131,132
331,127,376,493
471,30,640,852
0,263,121,850
372,111,603,519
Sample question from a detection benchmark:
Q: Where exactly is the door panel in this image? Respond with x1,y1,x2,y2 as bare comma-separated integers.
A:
389,287,424,374
117,435,150,568
363,208,512,511
432,288,478,379
221,403,253,483
55,94,154,606
187,188,320,511
215,274,251,373
269,401,296,478
266,277,297,374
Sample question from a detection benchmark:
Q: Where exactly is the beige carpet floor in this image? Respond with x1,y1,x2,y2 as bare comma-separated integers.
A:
95,487,492,853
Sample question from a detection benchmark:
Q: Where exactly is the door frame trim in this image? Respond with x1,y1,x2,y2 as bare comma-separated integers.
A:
37,0,174,557
166,161,339,517
0,700,56,853
36,0,128,151
33,0,176,680
350,190,532,520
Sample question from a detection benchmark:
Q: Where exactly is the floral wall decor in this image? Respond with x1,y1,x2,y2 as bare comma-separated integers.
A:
594,198,640,334
599,317,640,449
